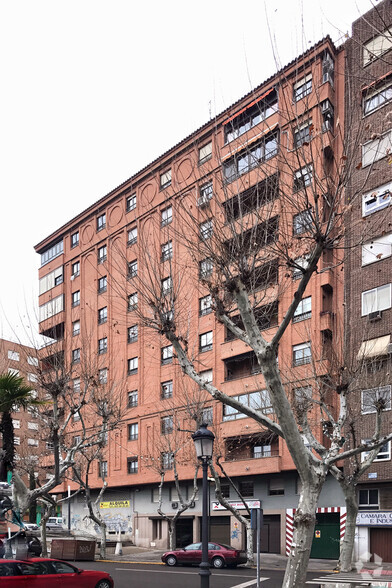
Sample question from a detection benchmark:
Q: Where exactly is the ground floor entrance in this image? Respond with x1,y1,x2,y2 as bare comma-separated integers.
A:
208,516,231,545
310,513,340,559
370,528,392,562
175,517,193,548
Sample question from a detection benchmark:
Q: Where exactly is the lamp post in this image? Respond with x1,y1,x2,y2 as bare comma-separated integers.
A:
192,423,215,588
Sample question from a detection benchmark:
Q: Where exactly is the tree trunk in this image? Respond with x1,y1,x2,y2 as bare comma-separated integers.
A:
337,483,357,572
245,520,254,566
282,481,322,588
99,521,107,560
168,521,175,550
40,505,54,557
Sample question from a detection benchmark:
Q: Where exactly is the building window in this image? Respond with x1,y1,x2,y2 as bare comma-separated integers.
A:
27,373,38,383
199,295,212,316
161,206,173,227
71,232,79,248
200,331,213,352
199,258,213,279
39,266,64,294
161,452,173,470
293,74,312,102
293,165,312,192
98,276,107,293
127,457,138,474
293,209,313,235
128,260,137,278
363,31,392,66
362,181,392,217
200,369,213,383
74,411,80,422
160,169,172,190
128,423,138,441
293,297,311,323
362,233,392,265
224,89,278,143
220,482,230,498
128,227,137,245
128,292,138,310
239,481,253,497
161,415,173,434
293,342,311,366
362,130,392,167
97,213,106,232
199,142,212,164
161,345,173,365
202,407,213,424
72,320,80,336
98,307,107,325
321,99,334,132
71,261,80,278
200,220,213,240
128,357,138,375
126,193,136,212
361,385,391,415
161,380,173,399
292,256,309,280
199,181,213,207
99,368,108,384
322,51,334,85
361,284,391,316
98,461,108,479
223,130,278,183
28,356,38,366
8,350,20,361
128,325,138,343
161,277,172,296
8,368,19,376
359,488,379,510
98,245,107,264
161,240,173,262
72,349,80,364
12,420,20,429
269,478,284,495
223,389,272,421
294,120,312,147
128,390,138,407
73,378,81,392
254,444,272,459
152,487,160,503
98,337,107,355
363,78,392,115
294,386,312,409
41,240,64,266
71,291,80,307
362,440,391,462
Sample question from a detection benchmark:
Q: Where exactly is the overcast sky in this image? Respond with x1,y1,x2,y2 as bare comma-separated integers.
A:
0,0,372,345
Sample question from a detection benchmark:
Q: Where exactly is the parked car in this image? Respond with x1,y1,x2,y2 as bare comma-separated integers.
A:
0,558,114,587
46,516,65,530
0,532,42,558
23,523,39,532
161,541,247,568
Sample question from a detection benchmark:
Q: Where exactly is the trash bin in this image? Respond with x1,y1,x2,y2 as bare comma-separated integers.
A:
75,540,96,561
50,539,96,561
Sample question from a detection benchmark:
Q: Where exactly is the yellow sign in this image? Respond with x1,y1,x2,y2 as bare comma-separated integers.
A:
100,500,130,509
315,530,321,539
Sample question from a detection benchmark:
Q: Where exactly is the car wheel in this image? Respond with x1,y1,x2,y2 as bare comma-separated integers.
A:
95,581,111,588
212,556,225,569
166,555,177,566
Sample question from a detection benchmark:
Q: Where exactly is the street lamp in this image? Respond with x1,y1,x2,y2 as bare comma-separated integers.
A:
192,423,215,588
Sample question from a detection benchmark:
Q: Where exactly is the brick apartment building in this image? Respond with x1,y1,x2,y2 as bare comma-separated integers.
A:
344,0,392,563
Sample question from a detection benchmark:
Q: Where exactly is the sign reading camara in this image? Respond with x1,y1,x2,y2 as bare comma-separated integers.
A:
356,511,392,526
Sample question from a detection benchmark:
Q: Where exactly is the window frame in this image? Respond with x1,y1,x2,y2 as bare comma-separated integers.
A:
71,232,79,248
128,226,137,246
362,181,392,217
199,331,213,352
199,142,212,164
160,169,172,190
127,324,138,343
293,74,312,102
199,295,212,316
161,206,173,227
71,261,80,278
362,439,391,462
128,357,138,375
126,193,136,212
161,345,173,365
127,457,138,474
128,292,138,310
128,423,139,441
293,209,313,235
98,337,108,355
293,296,312,323
128,260,138,278
98,306,107,325
361,385,391,415
358,488,379,510
98,245,107,264
71,290,80,307
97,213,106,232
161,380,173,399
72,320,80,336
363,78,392,116
128,390,138,407
161,240,173,261
361,283,391,316
292,342,311,366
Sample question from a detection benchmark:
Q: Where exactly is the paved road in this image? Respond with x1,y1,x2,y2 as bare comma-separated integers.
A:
77,561,322,588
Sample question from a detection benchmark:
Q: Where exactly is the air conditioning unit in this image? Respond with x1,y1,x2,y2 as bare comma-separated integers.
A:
368,310,382,322
171,502,178,509
189,501,195,509
198,195,210,208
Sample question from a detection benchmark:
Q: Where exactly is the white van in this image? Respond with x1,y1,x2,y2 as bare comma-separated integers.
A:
46,516,64,530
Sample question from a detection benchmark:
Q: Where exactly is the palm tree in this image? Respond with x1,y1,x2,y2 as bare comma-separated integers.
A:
0,373,40,482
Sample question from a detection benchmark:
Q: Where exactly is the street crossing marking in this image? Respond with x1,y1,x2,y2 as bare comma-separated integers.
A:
116,567,265,580
230,580,269,588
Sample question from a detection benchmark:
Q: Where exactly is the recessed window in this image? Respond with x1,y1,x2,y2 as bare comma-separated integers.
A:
161,452,173,470
199,181,213,206
199,142,212,164
99,461,108,479
293,74,312,102
128,357,138,375
72,320,80,336
128,292,138,310
321,99,334,132
199,295,212,316
362,440,391,462
293,297,311,323
200,220,213,240
362,181,392,217
362,233,392,265
98,245,107,264
8,368,19,376
128,325,138,343
128,227,137,245
128,390,138,407
98,337,107,355
161,206,173,227
161,345,173,365
293,165,312,192
28,356,38,366
223,389,272,421
126,193,136,212
199,258,213,279
363,78,392,115
72,348,80,364
293,386,312,409
294,120,312,147
161,415,173,434
361,284,391,316
361,385,391,415
8,350,20,361
223,130,278,183
128,260,137,278
293,342,311,366
200,331,213,352
41,240,64,266
97,213,106,232
202,407,213,424
72,291,80,307
127,457,138,474
71,232,79,249
269,478,284,495
224,89,278,144
128,423,138,441
161,380,173,399
73,378,81,392
98,307,107,324
358,488,379,510
200,369,213,383
71,261,80,278
161,241,173,261
322,51,334,85
161,277,172,296
239,481,253,497
98,276,107,294
39,266,64,294
363,31,392,66
99,368,108,384
160,169,172,190
292,256,309,280
362,130,392,167
293,209,313,235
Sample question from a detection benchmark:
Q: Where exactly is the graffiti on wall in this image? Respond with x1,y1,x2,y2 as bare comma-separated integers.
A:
231,521,241,540
71,510,132,534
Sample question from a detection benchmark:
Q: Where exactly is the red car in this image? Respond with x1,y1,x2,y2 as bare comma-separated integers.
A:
161,541,247,568
0,558,113,587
